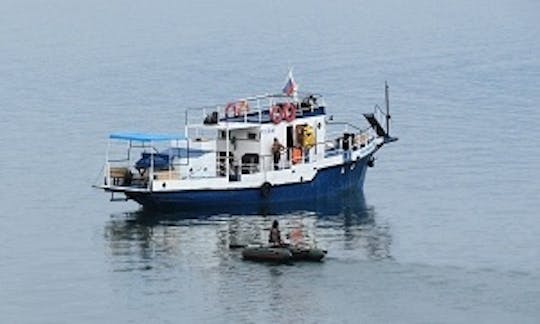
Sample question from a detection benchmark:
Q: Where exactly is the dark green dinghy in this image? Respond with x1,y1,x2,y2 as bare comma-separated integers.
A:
288,246,327,261
241,246,292,263
241,245,327,263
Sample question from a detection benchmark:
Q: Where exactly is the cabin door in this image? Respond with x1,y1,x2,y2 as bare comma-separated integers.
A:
286,126,294,160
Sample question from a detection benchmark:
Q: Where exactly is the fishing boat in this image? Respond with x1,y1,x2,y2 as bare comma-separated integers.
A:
96,72,397,210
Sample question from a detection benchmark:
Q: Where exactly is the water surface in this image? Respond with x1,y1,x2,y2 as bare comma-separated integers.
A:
1,0,539,322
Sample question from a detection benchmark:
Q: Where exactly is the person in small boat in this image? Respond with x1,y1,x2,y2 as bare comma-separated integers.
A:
269,220,284,246
271,138,284,170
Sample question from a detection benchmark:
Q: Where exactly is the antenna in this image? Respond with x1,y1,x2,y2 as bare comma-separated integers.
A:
385,81,390,136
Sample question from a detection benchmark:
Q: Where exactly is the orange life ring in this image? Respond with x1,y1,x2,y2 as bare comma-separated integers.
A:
282,102,296,122
225,102,236,117
270,105,283,124
225,101,250,117
235,100,249,115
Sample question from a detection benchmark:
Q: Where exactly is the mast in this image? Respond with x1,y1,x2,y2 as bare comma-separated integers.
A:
385,81,390,136
225,122,230,181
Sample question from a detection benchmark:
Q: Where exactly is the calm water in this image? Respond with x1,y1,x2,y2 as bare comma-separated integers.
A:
1,0,539,322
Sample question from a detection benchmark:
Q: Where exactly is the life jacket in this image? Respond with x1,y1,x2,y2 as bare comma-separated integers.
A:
292,147,302,164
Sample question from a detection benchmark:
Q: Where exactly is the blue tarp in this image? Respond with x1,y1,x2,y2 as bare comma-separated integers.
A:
134,148,210,169
135,153,171,170
109,132,186,142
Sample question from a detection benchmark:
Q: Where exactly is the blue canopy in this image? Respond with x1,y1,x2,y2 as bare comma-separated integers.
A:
109,132,186,142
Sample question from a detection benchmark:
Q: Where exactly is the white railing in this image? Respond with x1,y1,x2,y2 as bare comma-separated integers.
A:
184,93,325,128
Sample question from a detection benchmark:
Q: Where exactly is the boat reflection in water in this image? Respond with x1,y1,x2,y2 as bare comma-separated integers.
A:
104,189,392,272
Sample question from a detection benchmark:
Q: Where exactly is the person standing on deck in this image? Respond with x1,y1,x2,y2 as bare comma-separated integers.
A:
271,138,284,170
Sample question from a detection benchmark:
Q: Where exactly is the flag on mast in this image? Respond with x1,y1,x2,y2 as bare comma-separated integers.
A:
282,69,298,96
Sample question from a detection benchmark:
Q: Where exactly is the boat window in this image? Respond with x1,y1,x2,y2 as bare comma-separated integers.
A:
241,153,260,174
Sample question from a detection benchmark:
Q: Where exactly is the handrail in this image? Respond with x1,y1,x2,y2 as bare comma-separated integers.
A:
184,92,325,126
326,121,365,133
107,158,130,163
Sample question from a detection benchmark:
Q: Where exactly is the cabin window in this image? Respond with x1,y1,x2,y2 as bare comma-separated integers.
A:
247,132,257,140
219,131,226,139
241,153,260,174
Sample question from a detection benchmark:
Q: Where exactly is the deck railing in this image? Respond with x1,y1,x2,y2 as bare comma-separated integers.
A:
184,92,324,129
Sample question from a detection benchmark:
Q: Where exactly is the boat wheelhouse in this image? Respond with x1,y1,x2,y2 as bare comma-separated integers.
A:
96,78,397,210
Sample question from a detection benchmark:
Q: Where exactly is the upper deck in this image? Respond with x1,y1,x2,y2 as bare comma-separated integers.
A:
184,92,326,132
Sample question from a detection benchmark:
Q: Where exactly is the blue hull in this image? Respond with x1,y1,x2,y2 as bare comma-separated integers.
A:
126,155,371,211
